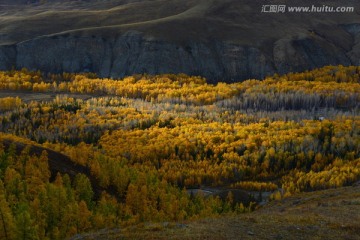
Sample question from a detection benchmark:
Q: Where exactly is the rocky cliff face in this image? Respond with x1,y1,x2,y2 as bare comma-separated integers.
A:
0,27,357,82
0,0,359,82
7,33,274,82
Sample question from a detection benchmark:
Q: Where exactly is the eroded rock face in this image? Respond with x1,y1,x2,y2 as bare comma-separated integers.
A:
273,37,352,74
0,0,359,81
0,27,356,82
344,24,360,66
1,34,276,82
0,46,16,70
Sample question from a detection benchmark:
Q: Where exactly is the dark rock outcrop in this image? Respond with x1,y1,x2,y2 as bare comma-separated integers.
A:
0,0,359,82
8,32,274,82
0,28,356,82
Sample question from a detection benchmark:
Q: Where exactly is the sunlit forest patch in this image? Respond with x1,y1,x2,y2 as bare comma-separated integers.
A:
0,65,359,239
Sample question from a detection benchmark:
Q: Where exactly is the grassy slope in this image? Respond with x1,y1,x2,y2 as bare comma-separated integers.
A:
0,0,359,45
75,185,360,240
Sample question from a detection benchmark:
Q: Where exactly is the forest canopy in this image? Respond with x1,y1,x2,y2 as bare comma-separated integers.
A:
0,65,359,239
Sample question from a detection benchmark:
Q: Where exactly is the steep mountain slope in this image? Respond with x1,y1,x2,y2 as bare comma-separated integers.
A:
0,0,359,81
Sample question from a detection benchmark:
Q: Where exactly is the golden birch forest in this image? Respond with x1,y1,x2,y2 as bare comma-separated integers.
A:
0,65,359,239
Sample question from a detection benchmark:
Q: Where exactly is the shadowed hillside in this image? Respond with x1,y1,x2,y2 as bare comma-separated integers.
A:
0,0,359,81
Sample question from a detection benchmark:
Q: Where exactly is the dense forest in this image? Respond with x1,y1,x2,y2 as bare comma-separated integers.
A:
0,65,359,239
